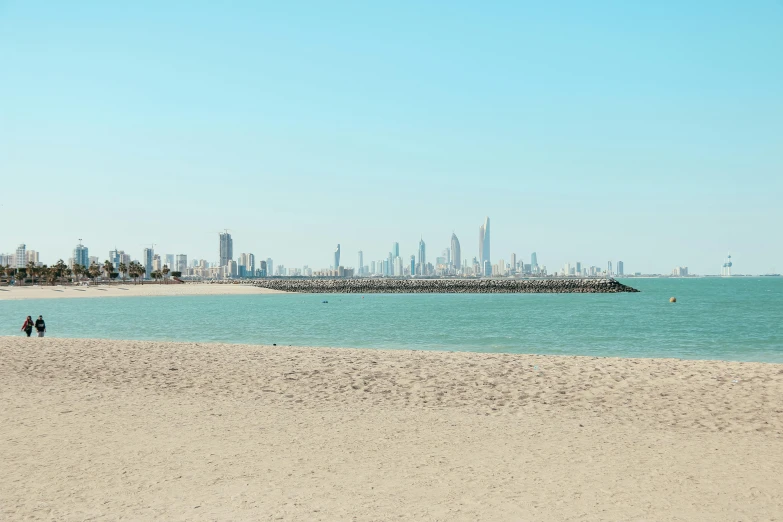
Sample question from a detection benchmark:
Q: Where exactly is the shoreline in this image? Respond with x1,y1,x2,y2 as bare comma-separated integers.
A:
3,335,781,365
0,283,284,300
2,337,782,520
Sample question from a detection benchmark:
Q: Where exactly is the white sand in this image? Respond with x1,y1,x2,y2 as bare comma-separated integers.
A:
2,337,782,521
0,283,282,300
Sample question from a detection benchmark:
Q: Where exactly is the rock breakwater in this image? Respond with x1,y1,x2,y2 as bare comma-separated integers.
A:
251,278,639,294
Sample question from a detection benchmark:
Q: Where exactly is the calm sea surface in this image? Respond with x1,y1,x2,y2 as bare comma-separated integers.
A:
2,278,782,362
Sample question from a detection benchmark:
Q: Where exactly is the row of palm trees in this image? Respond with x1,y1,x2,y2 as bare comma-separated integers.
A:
1,260,177,285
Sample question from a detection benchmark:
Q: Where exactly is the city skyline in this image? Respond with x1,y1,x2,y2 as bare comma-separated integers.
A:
1,228,757,278
1,4,781,275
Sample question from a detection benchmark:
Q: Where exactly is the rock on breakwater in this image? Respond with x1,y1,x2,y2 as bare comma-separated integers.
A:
251,278,639,294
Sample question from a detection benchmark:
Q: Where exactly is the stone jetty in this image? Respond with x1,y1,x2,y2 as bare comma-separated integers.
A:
250,278,639,294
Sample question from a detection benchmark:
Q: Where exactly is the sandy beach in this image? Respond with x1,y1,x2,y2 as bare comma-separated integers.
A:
0,283,282,300
1,338,781,521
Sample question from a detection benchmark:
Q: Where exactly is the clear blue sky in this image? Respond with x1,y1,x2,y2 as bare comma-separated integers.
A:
1,1,781,274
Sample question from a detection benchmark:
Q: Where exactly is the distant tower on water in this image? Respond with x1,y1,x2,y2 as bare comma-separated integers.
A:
721,253,733,277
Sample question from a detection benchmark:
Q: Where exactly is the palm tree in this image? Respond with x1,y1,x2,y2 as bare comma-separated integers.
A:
137,264,146,284
43,266,56,286
161,264,170,284
72,264,83,284
26,261,38,284
15,268,26,286
118,262,128,282
103,260,114,283
64,267,72,284
52,259,68,285
88,262,101,283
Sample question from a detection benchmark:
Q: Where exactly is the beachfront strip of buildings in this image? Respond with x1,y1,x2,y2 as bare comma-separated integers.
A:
2,229,627,283
4,218,727,281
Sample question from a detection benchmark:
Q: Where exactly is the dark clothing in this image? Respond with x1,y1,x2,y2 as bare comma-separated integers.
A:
22,318,33,337
35,319,45,332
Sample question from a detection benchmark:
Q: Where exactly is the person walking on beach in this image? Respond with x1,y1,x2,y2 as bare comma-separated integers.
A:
35,315,46,337
21,316,33,337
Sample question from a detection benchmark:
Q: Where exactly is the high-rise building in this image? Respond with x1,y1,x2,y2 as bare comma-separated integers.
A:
143,248,154,279
259,260,267,277
266,258,273,276
392,242,399,258
248,253,255,273
152,254,162,272
510,253,517,273
219,232,233,266
73,242,89,268
15,244,26,268
238,253,249,269
394,256,403,276
617,261,624,276
334,244,340,269
483,260,492,277
165,254,175,270
479,216,490,267
176,254,187,274
109,249,120,268
451,233,461,269
358,251,363,275
25,250,39,265
418,238,426,275
607,261,613,276
576,261,581,274
531,252,538,270
410,255,416,276
227,260,238,277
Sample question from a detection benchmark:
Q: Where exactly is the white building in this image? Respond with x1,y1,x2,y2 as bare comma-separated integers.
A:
15,244,26,268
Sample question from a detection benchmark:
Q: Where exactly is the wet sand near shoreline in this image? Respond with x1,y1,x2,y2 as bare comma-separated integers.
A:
2,337,782,520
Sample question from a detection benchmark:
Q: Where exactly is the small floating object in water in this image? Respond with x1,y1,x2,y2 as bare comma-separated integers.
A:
669,297,677,303
322,300,328,303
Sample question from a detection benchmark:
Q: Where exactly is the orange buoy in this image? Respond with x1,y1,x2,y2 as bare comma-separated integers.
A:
669,297,677,303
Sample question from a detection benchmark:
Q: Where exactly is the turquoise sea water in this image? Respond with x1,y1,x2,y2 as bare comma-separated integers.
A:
1,278,782,362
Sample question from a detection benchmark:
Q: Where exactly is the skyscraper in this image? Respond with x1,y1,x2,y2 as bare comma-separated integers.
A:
410,255,416,276
15,244,26,268
219,232,233,266
510,253,517,273
451,233,461,269
392,242,399,258
479,216,490,267
617,261,624,276
531,252,538,270
143,248,154,279
165,254,175,269
248,253,255,273
109,249,121,268
266,258,273,276
176,254,188,274
418,238,426,275
334,244,341,269
358,251,363,275
607,261,613,276
73,242,89,268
